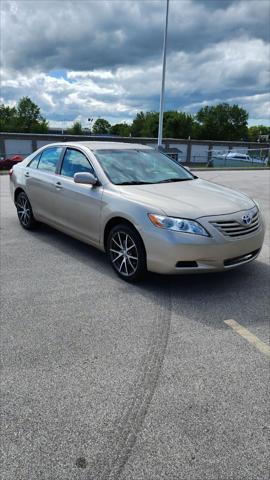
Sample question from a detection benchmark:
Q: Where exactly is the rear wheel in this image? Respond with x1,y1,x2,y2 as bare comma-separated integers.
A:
107,224,146,282
16,191,38,230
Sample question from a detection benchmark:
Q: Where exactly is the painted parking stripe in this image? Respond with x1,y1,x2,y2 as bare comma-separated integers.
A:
224,319,270,358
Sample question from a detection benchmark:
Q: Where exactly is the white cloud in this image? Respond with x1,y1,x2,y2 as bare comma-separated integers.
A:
67,70,114,80
0,0,269,125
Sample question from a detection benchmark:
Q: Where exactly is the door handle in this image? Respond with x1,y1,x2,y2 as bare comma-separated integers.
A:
55,181,62,189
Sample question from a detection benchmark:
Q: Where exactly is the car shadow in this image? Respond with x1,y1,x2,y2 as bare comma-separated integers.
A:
32,223,269,330
138,260,270,330
33,222,109,270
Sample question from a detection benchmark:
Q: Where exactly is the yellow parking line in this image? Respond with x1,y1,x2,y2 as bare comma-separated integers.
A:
224,319,270,358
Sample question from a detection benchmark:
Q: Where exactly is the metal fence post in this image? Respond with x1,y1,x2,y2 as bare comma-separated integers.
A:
186,140,192,164
0,139,6,159
207,144,213,166
32,139,37,154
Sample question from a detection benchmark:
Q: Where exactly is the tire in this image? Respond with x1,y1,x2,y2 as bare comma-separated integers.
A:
16,191,38,230
107,223,146,282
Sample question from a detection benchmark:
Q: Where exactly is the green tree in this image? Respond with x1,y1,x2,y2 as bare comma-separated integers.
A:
196,103,248,141
248,125,270,142
191,120,202,140
67,121,84,135
131,111,159,137
163,111,194,139
0,97,48,133
110,122,131,137
143,112,159,137
131,111,195,139
0,104,18,132
92,118,111,135
130,111,146,136
16,96,48,133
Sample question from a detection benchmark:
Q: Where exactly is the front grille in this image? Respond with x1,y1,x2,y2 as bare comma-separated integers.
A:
224,249,260,267
210,211,260,238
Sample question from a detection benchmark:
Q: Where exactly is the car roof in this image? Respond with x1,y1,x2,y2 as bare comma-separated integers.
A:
75,141,154,151
44,141,154,151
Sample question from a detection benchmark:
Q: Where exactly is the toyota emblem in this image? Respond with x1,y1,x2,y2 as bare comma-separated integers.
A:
241,213,252,225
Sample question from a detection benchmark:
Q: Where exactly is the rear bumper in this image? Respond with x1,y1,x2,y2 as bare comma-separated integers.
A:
140,209,265,274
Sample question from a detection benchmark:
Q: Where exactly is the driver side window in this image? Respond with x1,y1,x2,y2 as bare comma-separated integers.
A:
60,148,94,178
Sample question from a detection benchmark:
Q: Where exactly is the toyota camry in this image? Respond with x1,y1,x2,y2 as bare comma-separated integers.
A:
10,141,265,282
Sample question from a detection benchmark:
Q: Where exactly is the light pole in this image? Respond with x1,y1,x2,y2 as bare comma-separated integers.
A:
88,117,94,135
158,0,169,149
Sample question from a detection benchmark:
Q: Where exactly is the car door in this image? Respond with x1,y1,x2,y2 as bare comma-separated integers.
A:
54,147,103,245
25,146,63,223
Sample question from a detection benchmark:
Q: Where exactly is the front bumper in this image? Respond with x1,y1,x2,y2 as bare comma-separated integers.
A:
140,207,265,274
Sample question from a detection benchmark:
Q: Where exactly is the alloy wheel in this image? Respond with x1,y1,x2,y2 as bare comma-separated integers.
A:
109,231,139,277
17,195,31,227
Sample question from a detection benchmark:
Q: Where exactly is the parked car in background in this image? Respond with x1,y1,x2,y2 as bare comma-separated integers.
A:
0,154,24,171
218,151,267,165
10,142,265,282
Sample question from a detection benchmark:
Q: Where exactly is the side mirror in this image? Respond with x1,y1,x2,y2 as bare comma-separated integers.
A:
74,172,98,185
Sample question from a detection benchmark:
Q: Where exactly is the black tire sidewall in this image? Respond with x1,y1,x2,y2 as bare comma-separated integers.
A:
16,192,37,230
107,224,146,282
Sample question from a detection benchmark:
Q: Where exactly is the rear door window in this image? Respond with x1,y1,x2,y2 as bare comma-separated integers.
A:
28,153,41,168
37,147,62,173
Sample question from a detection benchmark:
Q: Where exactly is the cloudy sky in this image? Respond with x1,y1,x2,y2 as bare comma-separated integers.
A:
1,0,269,128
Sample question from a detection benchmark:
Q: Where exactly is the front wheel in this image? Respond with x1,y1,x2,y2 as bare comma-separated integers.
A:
107,224,146,282
16,191,38,230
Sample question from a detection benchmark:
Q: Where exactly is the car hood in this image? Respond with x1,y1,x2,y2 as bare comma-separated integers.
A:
119,178,255,218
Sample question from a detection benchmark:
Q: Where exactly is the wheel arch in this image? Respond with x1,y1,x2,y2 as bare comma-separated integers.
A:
103,216,146,255
14,187,26,203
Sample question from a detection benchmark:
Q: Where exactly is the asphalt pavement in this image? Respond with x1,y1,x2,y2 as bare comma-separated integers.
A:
1,170,269,480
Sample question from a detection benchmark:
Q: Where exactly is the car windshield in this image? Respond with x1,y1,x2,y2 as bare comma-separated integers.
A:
94,149,195,185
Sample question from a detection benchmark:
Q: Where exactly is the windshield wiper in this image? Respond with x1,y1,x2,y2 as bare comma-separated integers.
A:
116,180,152,185
117,177,195,185
156,178,193,183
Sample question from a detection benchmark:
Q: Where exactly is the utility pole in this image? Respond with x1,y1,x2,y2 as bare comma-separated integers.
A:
157,0,169,149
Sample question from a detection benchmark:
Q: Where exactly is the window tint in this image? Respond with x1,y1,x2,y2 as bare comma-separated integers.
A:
38,147,62,173
28,153,41,169
60,148,94,178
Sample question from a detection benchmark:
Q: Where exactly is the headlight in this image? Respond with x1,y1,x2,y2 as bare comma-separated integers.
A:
148,214,209,236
